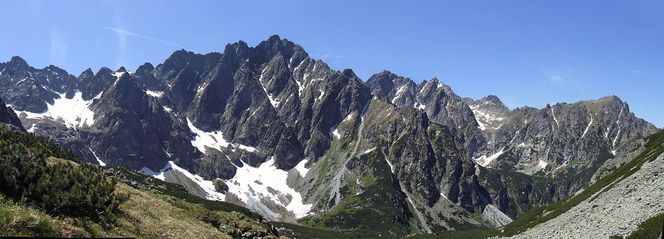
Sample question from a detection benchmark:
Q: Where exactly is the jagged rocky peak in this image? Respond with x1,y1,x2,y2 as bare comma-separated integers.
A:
135,62,155,76
7,56,30,71
365,70,415,102
78,68,94,79
467,95,510,131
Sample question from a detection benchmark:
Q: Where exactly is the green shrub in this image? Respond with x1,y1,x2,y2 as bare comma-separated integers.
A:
0,126,127,224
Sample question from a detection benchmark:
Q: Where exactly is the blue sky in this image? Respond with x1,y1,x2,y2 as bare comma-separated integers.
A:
1,0,662,127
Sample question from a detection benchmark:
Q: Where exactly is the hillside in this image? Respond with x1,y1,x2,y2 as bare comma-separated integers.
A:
0,125,279,238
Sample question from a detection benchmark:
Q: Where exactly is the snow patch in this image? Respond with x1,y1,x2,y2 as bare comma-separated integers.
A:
538,160,548,170
15,91,96,128
26,123,37,133
141,166,166,181
187,118,230,154
294,159,309,178
113,71,127,79
88,147,106,166
362,147,376,155
414,102,426,110
551,107,559,128
392,85,408,104
162,106,173,113
581,113,595,138
258,67,281,108
145,90,164,98
332,128,341,139
473,148,506,167
169,161,225,201
236,144,258,153
226,157,312,218
469,104,504,131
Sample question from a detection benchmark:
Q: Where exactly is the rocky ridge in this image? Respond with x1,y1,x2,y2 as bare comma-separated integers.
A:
0,35,659,236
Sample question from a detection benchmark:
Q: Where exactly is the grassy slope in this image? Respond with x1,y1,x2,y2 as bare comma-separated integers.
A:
0,178,279,238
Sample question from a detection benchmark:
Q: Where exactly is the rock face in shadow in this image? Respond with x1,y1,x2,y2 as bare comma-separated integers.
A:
0,36,659,234
0,97,24,131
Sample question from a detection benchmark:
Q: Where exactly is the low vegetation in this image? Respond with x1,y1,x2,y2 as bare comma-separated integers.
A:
0,126,278,238
625,212,664,239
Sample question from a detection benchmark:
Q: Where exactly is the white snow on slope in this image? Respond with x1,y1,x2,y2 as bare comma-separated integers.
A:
145,90,164,98
551,107,559,128
187,118,258,154
294,159,309,177
236,145,258,153
187,119,230,153
88,147,106,166
469,104,504,131
162,106,173,113
538,160,548,170
332,128,341,139
258,67,281,108
473,148,506,167
414,102,426,110
581,113,594,138
141,161,224,201
169,161,226,201
26,123,37,133
15,91,97,128
226,157,313,218
362,147,376,155
113,71,127,79
141,166,166,181
611,105,625,155
391,85,408,104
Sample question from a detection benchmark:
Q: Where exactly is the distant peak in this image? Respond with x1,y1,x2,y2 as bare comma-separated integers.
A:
116,66,128,72
136,62,155,75
482,95,504,105
9,56,28,67
341,68,357,78
96,67,113,76
267,34,282,43
79,68,94,78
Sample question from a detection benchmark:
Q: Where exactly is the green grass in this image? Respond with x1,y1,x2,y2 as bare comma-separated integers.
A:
106,167,263,220
272,221,384,238
301,150,415,237
626,212,664,239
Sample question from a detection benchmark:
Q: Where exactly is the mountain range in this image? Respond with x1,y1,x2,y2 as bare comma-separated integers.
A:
0,35,660,238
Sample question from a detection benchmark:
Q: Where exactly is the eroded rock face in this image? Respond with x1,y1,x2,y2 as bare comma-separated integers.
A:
0,97,24,131
0,36,659,234
511,150,664,238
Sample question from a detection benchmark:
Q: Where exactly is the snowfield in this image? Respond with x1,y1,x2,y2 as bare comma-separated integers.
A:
14,91,98,128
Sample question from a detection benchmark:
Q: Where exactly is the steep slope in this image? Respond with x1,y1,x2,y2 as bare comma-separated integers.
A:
0,97,24,131
0,125,280,238
0,35,659,237
367,71,658,216
503,129,664,238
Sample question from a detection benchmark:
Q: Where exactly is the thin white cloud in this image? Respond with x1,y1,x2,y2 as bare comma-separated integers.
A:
49,29,68,67
104,26,182,48
549,74,565,85
313,53,344,59
632,69,641,74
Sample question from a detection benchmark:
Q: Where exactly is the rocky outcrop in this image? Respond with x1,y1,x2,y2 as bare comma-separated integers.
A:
0,97,24,131
0,36,659,235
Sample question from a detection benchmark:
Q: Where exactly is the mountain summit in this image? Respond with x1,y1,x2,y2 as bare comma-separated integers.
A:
0,35,659,236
